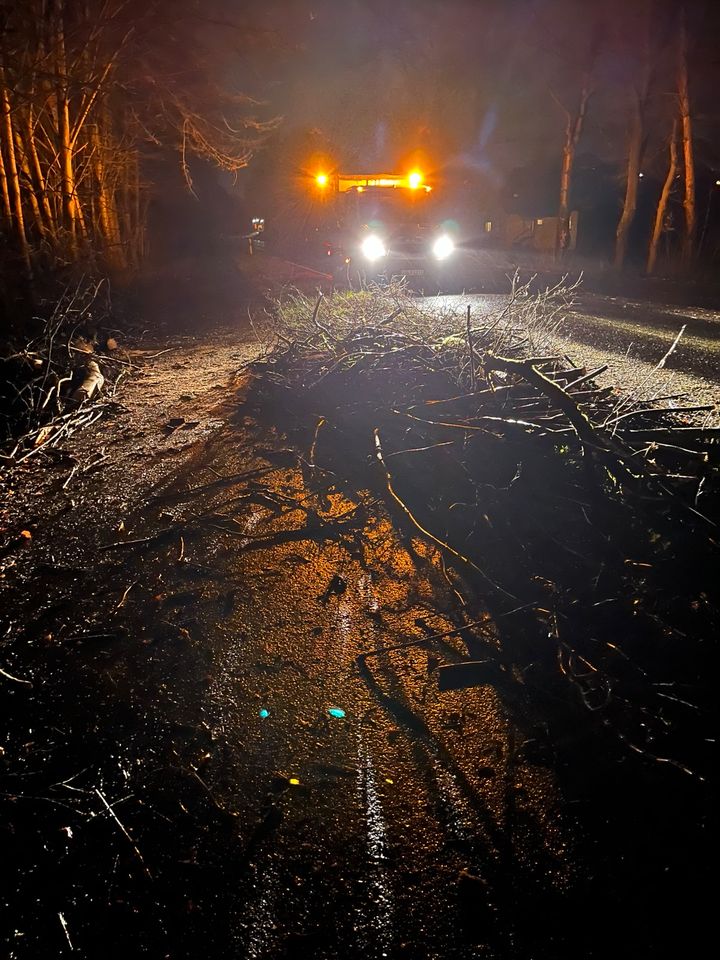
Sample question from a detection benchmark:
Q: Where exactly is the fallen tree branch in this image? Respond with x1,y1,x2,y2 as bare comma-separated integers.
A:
373,427,517,600
71,359,105,403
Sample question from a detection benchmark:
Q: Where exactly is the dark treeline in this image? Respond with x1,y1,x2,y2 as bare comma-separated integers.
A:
0,0,277,293
249,0,720,275
1,0,719,301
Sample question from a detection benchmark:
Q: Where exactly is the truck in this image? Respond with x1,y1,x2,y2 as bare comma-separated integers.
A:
311,170,465,293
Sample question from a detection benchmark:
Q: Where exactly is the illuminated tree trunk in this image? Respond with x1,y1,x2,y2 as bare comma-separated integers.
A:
614,94,644,270
647,119,678,276
678,7,695,268
14,127,46,241
0,68,32,273
555,84,591,259
23,110,56,236
0,139,12,225
54,0,80,256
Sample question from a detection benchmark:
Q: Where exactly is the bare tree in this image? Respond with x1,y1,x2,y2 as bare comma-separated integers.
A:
553,80,592,258
647,118,679,275
613,2,654,270
0,64,31,273
677,5,696,267
539,10,602,260
0,0,278,276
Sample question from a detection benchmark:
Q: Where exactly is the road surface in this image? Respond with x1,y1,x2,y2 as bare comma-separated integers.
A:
427,290,720,416
1,287,715,960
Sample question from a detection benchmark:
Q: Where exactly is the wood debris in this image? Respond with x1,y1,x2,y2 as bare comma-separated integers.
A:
245,280,718,781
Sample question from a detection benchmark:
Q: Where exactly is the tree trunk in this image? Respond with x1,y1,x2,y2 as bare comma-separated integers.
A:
678,6,695,268
54,0,80,256
614,93,644,270
92,121,126,269
647,119,679,275
0,139,12,225
0,69,32,273
614,0,652,273
14,127,46,240
24,110,56,237
555,84,591,259
133,152,143,263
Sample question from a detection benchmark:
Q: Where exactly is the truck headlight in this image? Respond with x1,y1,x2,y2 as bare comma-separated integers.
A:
361,235,387,262
432,235,455,260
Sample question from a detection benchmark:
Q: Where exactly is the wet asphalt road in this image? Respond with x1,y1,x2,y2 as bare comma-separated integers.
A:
1,304,715,960
2,386,577,960
426,289,720,411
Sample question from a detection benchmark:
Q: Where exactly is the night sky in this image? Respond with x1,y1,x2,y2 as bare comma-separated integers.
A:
242,0,718,165
211,0,714,254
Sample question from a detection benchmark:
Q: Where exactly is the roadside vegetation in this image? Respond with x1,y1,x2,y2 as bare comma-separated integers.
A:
0,1,276,313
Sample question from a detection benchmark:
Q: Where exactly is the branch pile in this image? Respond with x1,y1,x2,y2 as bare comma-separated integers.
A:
248,280,719,781
0,278,124,462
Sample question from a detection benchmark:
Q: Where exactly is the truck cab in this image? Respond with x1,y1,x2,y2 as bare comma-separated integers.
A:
317,171,462,292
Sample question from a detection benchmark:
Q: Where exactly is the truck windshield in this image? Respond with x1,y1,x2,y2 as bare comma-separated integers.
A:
347,189,432,227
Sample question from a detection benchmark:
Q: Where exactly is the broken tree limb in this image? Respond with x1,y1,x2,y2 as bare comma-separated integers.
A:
373,427,517,600
565,364,609,390
71,359,104,403
656,325,686,370
357,617,494,665
606,405,714,427
239,283,718,783
0,664,32,684
310,291,333,340
481,351,641,486
482,353,597,445
94,788,152,878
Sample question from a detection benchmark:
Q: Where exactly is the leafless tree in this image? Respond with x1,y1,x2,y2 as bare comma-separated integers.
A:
613,1,654,270
647,118,679,275
0,0,278,277
677,5,696,267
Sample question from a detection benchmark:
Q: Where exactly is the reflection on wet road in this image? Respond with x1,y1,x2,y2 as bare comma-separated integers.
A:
356,737,393,959
136,405,581,960
427,290,720,411
1,342,712,960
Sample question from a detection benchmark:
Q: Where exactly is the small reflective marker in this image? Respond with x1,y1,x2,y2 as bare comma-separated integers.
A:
289,778,300,786
327,708,346,719
259,709,270,719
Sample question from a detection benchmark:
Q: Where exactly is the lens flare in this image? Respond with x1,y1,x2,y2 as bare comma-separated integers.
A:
432,234,455,260
361,234,387,261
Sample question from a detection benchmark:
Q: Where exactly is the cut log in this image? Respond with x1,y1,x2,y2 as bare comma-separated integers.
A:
71,359,104,403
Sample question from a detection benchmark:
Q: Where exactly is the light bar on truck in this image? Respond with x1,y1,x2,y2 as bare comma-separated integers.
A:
336,173,432,193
